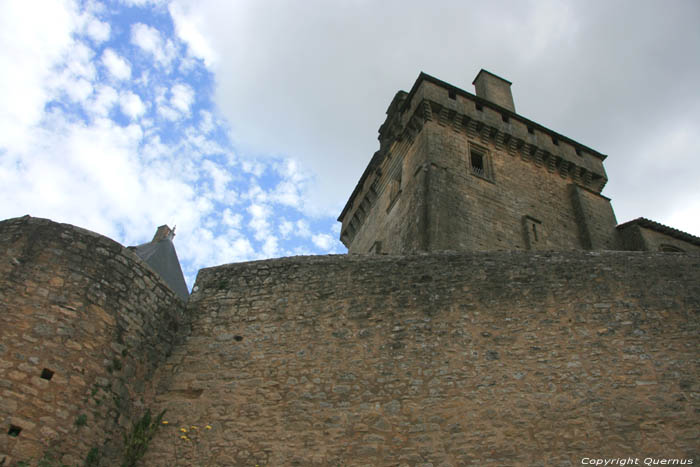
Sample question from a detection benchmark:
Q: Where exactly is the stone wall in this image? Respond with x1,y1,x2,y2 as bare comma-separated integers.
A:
142,251,699,466
0,216,188,465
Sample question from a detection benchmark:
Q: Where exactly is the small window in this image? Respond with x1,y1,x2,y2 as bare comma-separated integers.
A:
475,102,483,111
501,114,509,123
522,216,543,249
552,136,559,146
469,144,492,180
40,368,54,380
575,148,582,156
527,126,534,134
8,425,22,437
471,152,484,175
448,89,456,100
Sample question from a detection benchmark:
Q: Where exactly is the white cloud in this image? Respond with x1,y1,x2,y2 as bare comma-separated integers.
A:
312,233,335,252
169,1,217,67
0,0,79,153
222,208,242,229
85,17,110,43
88,85,119,117
201,159,234,202
295,219,311,238
171,83,195,114
120,91,146,119
101,49,131,80
279,219,293,238
247,203,272,241
131,22,177,68
261,235,278,257
64,78,94,102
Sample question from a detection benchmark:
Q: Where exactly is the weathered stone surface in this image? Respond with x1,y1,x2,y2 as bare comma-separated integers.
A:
141,251,699,466
0,216,188,464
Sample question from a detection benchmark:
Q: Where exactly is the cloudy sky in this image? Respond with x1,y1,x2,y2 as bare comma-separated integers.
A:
1,0,698,288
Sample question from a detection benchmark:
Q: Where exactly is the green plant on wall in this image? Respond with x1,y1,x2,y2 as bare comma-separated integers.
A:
121,409,165,467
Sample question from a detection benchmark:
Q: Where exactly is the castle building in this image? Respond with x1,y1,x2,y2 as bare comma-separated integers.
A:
338,70,699,254
1,71,699,466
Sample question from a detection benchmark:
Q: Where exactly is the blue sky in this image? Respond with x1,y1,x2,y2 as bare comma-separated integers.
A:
1,0,699,289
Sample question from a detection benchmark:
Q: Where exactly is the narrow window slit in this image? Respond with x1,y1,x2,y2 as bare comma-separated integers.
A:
41,368,54,380
8,425,22,437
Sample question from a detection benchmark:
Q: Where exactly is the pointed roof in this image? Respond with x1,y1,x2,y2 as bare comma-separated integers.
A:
130,225,189,301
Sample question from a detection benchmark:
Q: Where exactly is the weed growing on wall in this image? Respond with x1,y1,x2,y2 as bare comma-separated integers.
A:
121,409,165,467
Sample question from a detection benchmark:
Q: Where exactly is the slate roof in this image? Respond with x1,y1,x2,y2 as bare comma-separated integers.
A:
130,233,189,301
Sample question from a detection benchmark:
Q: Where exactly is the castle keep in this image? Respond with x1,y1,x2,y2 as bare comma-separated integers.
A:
339,70,699,254
1,71,699,466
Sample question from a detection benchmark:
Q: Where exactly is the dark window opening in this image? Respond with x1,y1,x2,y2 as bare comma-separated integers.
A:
552,136,559,145
8,425,22,437
502,114,509,123
532,224,538,242
40,368,54,380
448,89,456,99
575,148,582,156
470,150,485,176
659,244,684,252
234,335,243,342
475,102,483,111
528,126,534,134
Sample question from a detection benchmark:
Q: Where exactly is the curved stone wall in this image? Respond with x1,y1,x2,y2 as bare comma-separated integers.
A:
0,216,187,465
143,251,699,466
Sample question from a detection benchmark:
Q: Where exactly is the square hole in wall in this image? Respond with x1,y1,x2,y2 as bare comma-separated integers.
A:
8,425,22,437
528,126,534,134
448,89,456,99
476,102,483,111
501,113,509,123
40,368,54,380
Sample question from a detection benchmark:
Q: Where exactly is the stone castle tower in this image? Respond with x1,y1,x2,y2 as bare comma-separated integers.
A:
1,71,699,466
339,70,698,254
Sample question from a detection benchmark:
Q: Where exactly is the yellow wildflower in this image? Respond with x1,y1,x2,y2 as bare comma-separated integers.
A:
191,425,198,430
180,435,188,440
180,427,188,433
161,420,169,425
205,425,212,430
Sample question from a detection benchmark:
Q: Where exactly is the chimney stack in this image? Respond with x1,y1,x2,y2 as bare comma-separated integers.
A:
152,225,175,242
472,69,515,113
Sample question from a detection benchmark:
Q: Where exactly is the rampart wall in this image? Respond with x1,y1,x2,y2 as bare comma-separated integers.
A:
0,216,188,465
142,250,699,466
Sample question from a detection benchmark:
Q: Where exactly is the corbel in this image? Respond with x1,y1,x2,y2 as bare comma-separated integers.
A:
422,100,433,122
494,130,507,150
438,107,450,126
559,160,570,179
467,119,480,138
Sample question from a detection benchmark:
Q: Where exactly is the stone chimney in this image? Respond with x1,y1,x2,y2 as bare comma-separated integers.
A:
472,69,515,113
152,225,175,242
